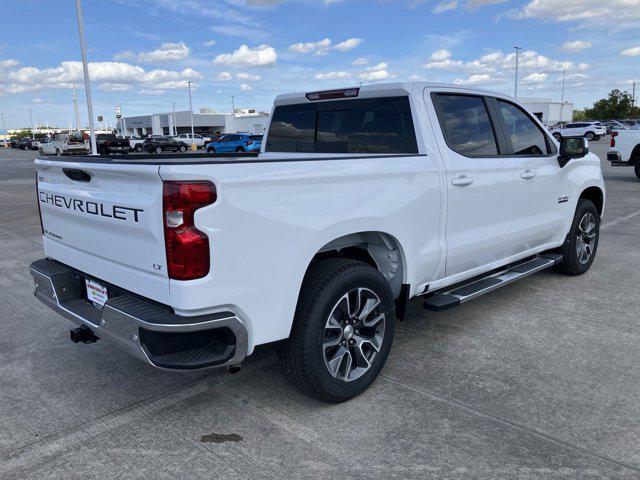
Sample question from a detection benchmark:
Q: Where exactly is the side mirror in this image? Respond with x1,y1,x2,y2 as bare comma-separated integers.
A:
558,136,589,167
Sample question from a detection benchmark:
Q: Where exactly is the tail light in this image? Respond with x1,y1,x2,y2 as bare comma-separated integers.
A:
611,131,618,148
163,181,216,280
35,173,44,235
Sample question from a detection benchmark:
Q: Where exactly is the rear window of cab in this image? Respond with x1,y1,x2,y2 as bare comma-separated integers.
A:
266,96,418,154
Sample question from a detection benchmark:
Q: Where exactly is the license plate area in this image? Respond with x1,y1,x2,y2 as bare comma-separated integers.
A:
85,278,108,309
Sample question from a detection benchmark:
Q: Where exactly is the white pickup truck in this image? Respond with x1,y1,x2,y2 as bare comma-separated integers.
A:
30,83,605,402
608,130,640,180
39,133,90,156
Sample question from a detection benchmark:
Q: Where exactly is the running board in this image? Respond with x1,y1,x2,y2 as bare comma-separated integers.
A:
423,253,563,311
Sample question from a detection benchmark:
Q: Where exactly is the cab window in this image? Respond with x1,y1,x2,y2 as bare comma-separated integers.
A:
495,100,554,155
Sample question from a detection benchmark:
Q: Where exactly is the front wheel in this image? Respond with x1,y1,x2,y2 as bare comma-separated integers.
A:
134,145,143,152
554,199,600,275
585,131,595,141
235,147,245,153
179,145,187,152
634,164,640,180
154,146,162,153
207,147,216,156
278,259,395,403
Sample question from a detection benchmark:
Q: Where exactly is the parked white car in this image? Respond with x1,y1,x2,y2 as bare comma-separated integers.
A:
31,83,605,402
549,122,607,141
39,133,90,156
172,133,207,148
124,136,145,152
608,130,640,180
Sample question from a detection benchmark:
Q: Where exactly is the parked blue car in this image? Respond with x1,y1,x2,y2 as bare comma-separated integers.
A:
205,133,263,155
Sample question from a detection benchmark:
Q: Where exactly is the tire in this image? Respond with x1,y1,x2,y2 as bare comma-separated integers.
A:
277,259,395,403
207,147,215,156
55,149,61,156
155,146,162,153
135,145,142,152
585,131,595,141
179,145,187,152
552,133,562,141
235,147,245,153
634,164,640,181
554,199,600,276
38,148,44,155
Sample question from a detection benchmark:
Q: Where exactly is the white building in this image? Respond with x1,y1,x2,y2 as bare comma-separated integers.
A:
117,109,270,138
520,98,574,125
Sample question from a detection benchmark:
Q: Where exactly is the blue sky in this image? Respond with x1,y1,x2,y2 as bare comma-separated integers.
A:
0,0,638,129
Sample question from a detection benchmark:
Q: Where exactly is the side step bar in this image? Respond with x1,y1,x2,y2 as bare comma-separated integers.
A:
423,253,562,311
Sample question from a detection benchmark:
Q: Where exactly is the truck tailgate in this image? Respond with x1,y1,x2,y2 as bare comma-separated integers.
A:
36,158,169,303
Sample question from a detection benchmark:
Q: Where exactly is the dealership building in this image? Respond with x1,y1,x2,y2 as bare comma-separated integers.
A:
117,109,270,138
520,98,574,125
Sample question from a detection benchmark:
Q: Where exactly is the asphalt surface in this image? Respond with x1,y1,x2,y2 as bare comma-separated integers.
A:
1,143,640,479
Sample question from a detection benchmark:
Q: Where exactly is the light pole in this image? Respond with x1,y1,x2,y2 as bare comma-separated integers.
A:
75,0,97,155
231,95,235,113
172,102,177,136
72,77,81,131
186,81,196,150
0,112,5,131
28,109,34,135
514,46,522,98
560,67,566,123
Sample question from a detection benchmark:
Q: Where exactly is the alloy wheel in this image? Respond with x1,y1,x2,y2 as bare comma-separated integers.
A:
322,288,385,382
576,212,597,265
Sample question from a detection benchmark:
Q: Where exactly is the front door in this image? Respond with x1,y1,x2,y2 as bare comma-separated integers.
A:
430,93,520,277
491,98,568,250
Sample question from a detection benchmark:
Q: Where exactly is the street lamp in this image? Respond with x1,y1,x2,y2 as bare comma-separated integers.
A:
75,0,98,155
514,46,522,98
28,109,34,135
172,102,177,136
0,112,5,131
185,80,196,150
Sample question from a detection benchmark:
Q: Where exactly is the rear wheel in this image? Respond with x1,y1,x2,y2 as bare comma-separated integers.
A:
134,144,143,152
55,148,61,156
235,147,245,153
554,199,600,276
278,259,395,403
585,131,595,141
154,146,162,153
634,164,640,180
207,147,216,156
179,145,187,152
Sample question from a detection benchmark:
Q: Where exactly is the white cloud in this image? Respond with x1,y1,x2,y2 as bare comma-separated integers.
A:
432,0,458,13
216,72,233,81
522,72,547,84
467,0,508,10
289,38,332,55
289,38,363,55
213,44,277,67
0,59,19,68
358,62,394,81
509,0,640,28
620,46,640,57
561,40,592,52
453,74,494,85
333,38,363,52
116,42,190,63
352,57,369,66
203,40,217,47
1,60,201,95
139,88,165,95
236,72,262,81
423,58,464,70
315,71,351,80
430,49,452,61
240,83,253,91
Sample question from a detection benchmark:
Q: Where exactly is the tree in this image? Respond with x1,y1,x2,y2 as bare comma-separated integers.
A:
581,89,640,120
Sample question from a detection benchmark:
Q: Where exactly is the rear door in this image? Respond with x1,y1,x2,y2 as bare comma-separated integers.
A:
36,159,169,303
431,93,520,277
490,98,567,250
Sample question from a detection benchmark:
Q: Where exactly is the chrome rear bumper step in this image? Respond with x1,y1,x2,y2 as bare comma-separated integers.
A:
423,253,562,311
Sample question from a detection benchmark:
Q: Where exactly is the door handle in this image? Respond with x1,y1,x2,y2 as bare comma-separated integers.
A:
451,175,473,187
521,170,536,180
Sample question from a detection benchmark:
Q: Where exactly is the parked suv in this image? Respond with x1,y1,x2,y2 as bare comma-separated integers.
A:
173,133,208,148
549,122,607,141
206,133,262,154
31,83,604,403
143,136,188,153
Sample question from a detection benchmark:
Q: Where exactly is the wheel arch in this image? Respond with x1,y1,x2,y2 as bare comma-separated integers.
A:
579,186,604,217
305,231,407,300
631,144,640,163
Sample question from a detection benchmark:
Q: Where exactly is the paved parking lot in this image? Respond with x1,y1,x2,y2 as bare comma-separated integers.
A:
1,143,640,479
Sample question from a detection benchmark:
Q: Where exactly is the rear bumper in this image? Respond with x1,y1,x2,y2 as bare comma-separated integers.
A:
608,152,626,165
29,258,248,371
